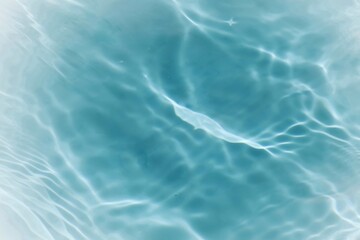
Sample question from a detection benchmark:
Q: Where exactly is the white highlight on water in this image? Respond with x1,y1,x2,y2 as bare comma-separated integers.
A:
164,96,267,149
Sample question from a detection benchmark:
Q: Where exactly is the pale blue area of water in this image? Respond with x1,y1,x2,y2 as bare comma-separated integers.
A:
1,0,360,239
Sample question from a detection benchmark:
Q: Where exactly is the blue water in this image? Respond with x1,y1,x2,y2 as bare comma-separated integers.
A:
2,0,360,239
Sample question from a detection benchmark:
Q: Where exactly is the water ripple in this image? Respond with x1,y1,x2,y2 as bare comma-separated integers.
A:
2,0,360,239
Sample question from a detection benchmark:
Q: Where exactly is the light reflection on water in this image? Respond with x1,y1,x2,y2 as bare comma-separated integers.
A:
1,0,360,239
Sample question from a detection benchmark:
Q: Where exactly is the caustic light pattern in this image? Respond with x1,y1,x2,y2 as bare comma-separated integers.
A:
1,0,360,239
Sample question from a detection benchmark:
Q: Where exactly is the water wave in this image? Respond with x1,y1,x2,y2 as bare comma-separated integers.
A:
2,0,360,239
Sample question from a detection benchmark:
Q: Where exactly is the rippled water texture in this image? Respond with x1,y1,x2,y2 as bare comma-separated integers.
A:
2,0,360,239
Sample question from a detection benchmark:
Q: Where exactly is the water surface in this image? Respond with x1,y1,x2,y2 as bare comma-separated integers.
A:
1,0,360,239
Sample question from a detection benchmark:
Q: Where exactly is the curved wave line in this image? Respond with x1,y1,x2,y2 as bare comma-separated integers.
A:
164,95,273,154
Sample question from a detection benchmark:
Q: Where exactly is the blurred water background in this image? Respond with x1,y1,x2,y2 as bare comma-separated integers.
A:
2,0,360,239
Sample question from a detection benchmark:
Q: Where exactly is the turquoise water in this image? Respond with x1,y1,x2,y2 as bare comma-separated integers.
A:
2,0,360,239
